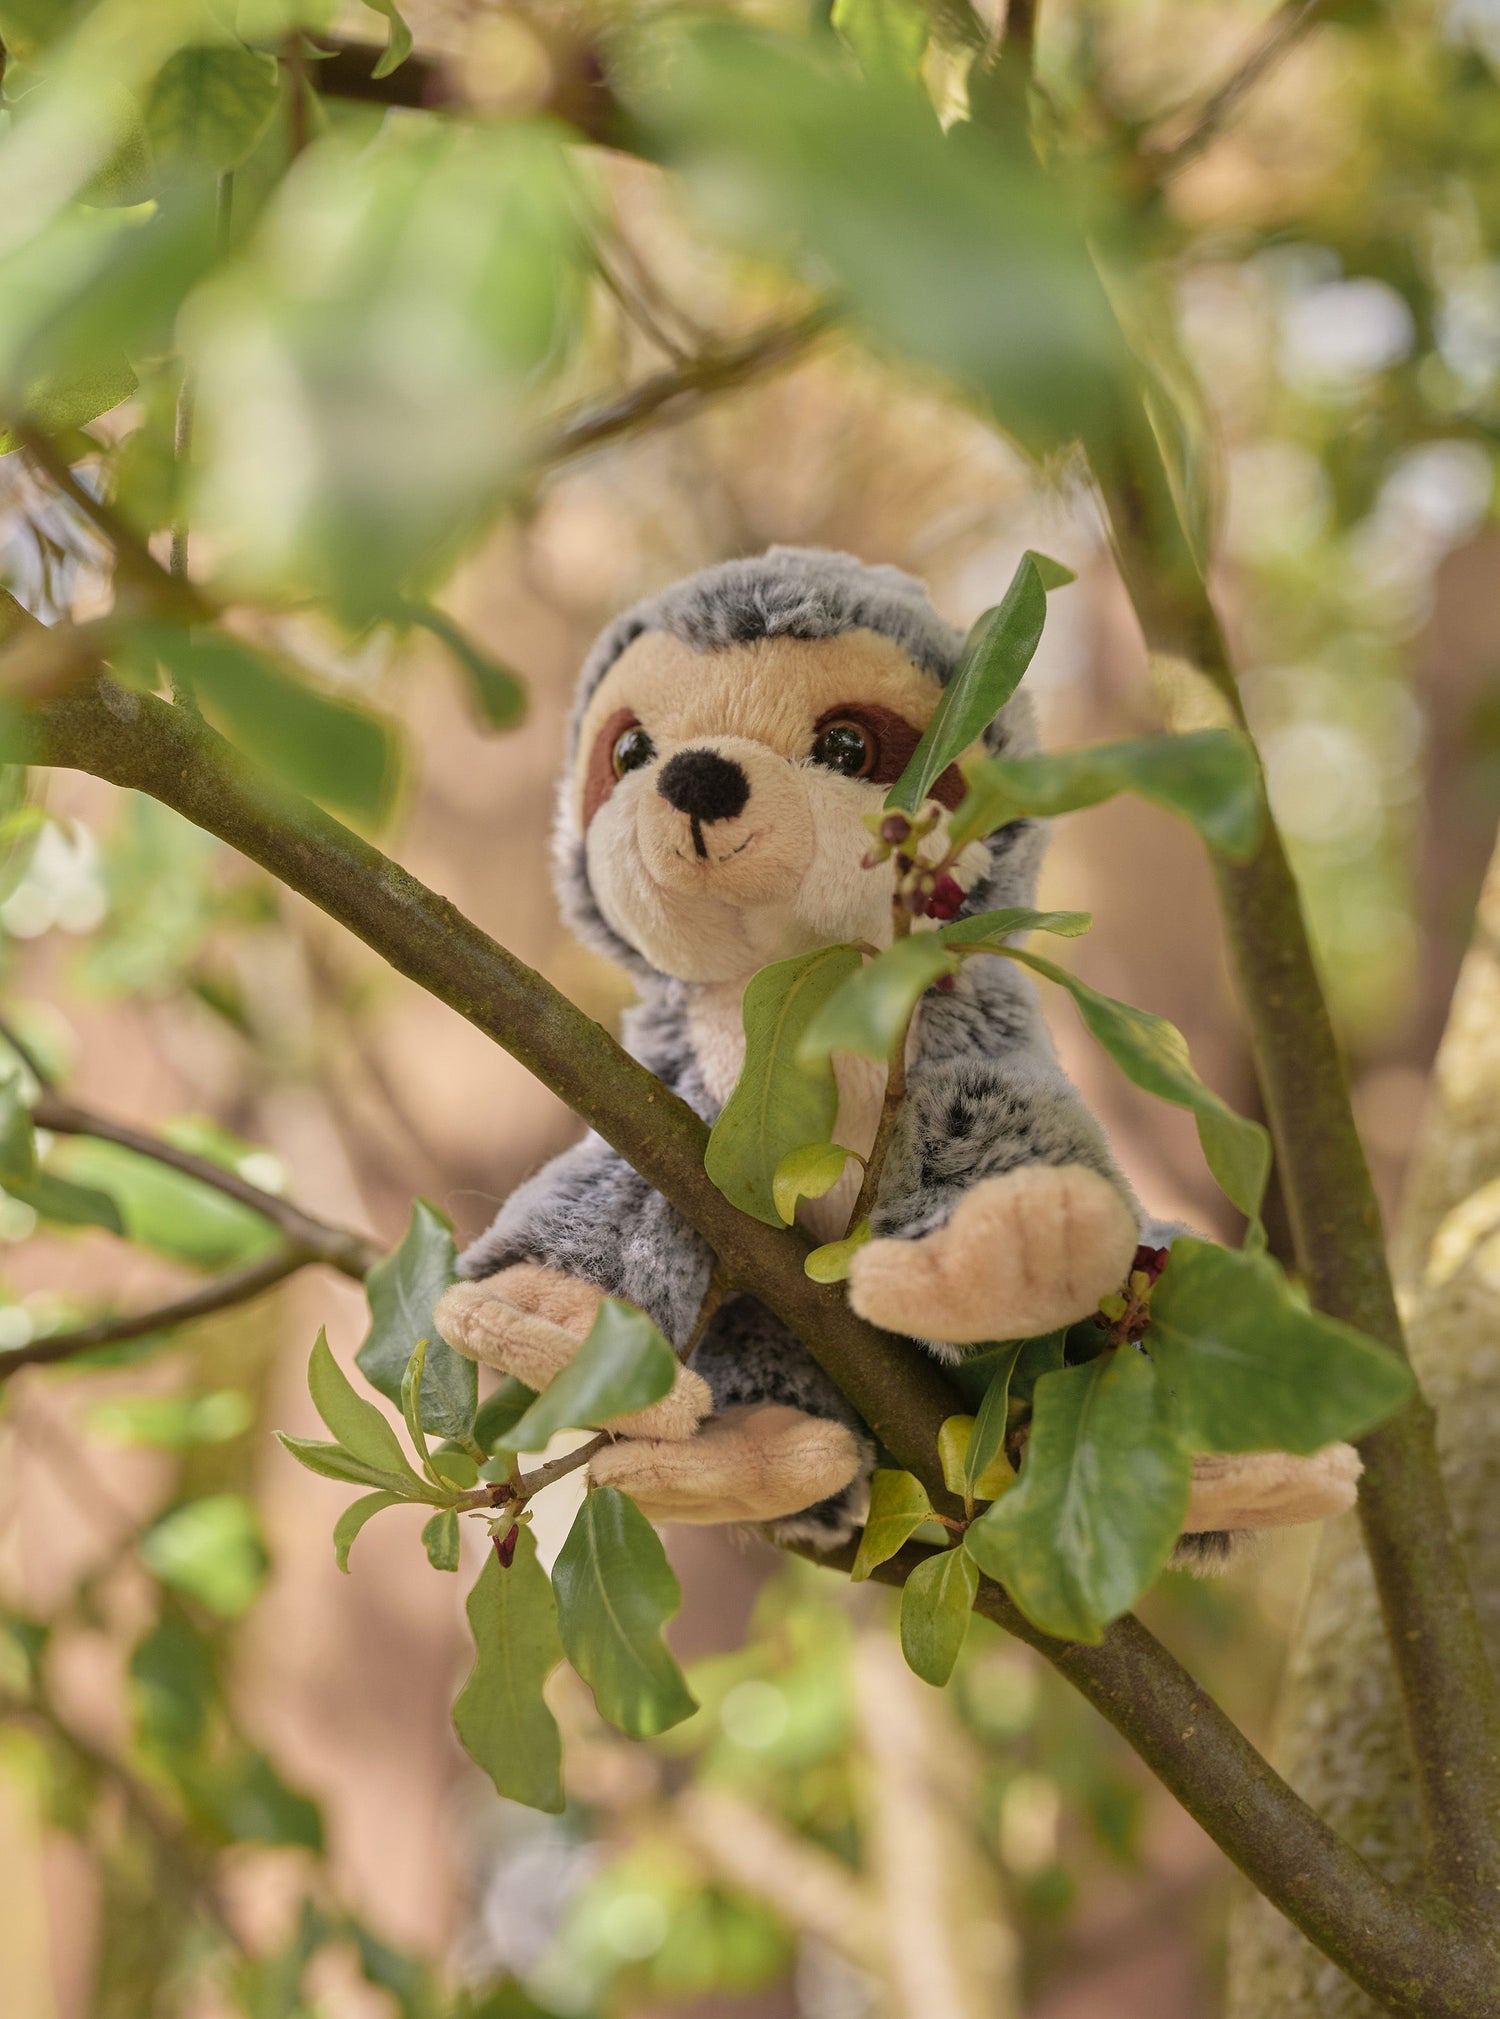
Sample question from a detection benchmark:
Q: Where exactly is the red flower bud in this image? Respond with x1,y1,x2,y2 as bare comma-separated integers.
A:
926,874,964,921
495,1524,520,1569
880,813,913,845
1132,1244,1170,1286
932,971,957,993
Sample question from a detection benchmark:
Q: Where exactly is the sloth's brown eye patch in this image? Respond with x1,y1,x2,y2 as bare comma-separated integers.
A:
811,704,967,809
583,708,647,827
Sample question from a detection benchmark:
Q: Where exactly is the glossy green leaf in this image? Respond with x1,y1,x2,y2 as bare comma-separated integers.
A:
333,1491,403,1573
138,1495,269,1620
886,553,1060,816
552,1487,697,1738
1006,948,1271,1224
965,1351,1191,1644
144,45,280,179
132,627,400,828
356,1201,473,1442
5,1168,124,1233
0,1076,36,1184
275,1433,428,1498
470,1377,538,1452
453,1535,565,1813
400,1338,436,1480
963,1340,1024,1501
362,0,414,79
850,1468,931,1580
496,1298,677,1451
804,1218,871,1283
1148,1237,1414,1453
46,1136,275,1268
948,730,1263,859
799,935,956,1065
308,1330,423,1487
406,604,526,731
900,1545,978,1686
421,1509,460,1572
771,1140,861,1227
705,945,861,1224
832,0,929,77
939,907,1092,949
938,1416,974,1498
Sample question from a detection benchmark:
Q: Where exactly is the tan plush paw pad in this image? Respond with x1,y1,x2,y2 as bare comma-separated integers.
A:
612,1364,714,1444
589,1405,862,1525
433,1266,600,1387
848,1164,1139,1345
1183,1444,1362,1533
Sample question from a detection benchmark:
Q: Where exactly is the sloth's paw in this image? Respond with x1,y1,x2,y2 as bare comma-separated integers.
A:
590,1405,862,1524
848,1164,1138,1345
434,1266,709,1441
1183,1446,1362,1534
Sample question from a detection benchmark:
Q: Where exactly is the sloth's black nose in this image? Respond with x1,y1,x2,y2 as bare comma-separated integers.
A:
657,748,750,826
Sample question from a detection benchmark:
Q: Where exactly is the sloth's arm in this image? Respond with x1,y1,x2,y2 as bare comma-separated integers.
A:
455,1135,715,1350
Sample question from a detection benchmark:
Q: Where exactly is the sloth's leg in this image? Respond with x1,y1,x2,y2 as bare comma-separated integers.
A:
435,1267,711,1442
1183,1446,1362,1533
847,1052,1139,1348
590,1405,863,1526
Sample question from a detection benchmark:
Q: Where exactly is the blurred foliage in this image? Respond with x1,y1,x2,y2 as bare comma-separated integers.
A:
0,0,1496,2014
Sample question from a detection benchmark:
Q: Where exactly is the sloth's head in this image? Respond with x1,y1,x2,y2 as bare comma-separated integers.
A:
555,548,1039,986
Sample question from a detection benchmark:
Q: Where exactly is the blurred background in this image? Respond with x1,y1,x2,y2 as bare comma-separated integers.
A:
1,1,1497,2015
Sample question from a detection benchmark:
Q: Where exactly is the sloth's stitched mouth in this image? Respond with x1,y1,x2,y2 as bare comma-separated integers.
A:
671,829,759,867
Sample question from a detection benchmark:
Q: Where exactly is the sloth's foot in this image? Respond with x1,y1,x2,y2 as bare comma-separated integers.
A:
434,1266,710,1441
590,1404,863,1524
1184,1445,1362,1533
848,1164,1138,1345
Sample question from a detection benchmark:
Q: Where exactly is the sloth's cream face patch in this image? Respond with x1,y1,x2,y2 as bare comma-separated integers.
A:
573,630,979,984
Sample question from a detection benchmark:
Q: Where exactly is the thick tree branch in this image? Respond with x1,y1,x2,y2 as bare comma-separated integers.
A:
16,668,1492,1998
1095,430,1500,1913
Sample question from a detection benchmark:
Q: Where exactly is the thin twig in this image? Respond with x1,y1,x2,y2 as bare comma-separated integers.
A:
30,1088,382,1278
1143,0,1327,177
0,1247,310,1379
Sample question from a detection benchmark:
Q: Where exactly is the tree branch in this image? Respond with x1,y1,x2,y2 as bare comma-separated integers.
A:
1142,0,1329,177
17,667,1495,1997
1093,422,1500,1912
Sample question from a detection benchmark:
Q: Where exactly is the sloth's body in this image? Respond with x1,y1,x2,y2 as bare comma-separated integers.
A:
436,550,1360,1549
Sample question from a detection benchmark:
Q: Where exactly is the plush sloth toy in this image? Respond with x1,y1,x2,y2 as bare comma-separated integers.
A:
435,549,1360,1556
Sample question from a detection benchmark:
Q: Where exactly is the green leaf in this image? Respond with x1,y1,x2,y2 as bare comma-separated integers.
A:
939,907,1092,948
552,1487,697,1738
400,1338,437,1480
885,553,1058,816
963,1341,1024,1502
421,1509,461,1572
87,1389,252,1449
453,1535,565,1813
948,730,1263,860
362,0,414,79
130,627,400,829
799,936,957,1065
1148,1238,1414,1453
804,1218,871,1283
900,1546,978,1686
705,945,862,1224
333,1491,403,1573
496,1299,677,1452
470,1377,538,1452
771,1141,862,1227
138,1495,269,1620
356,1201,474,1442
45,1136,275,1268
965,1352,1191,1644
308,1329,423,1487
938,1416,974,1498
0,354,138,453
207,1751,323,1851
831,0,929,77
275,1433,428,1498
405,605,527,731
4,1168,123,1233
143,44,281,178
1005,948,1271,1225
130,1617,215,1755
0,1076,36,1185
850,1468,931,1580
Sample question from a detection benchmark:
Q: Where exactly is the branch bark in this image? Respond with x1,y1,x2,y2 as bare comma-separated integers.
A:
17,668,1499,2006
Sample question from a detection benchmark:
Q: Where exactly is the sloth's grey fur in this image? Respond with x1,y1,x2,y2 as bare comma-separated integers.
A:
460,548,1208,1553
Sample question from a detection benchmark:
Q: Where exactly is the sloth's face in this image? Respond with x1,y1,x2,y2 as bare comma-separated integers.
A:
571,628,981,984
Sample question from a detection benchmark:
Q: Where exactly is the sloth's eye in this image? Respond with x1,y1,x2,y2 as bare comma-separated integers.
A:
812,719,875,778
612,725,656,778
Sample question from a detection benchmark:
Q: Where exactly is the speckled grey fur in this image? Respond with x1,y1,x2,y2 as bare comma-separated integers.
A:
463,548,1143,1550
